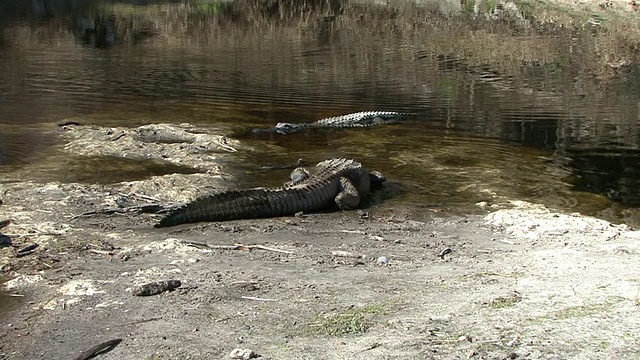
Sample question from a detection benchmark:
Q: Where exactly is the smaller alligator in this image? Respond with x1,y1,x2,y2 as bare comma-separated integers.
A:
253,111,411,134
155,158,385,227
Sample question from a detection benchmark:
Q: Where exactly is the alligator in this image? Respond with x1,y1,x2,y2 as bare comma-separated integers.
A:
253,111,411,134
155,158,385,227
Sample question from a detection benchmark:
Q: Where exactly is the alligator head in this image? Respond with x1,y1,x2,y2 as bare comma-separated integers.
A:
274,122,305,134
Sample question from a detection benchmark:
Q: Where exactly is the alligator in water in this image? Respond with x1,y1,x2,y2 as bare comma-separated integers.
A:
253,111,411,134
155,158,385,227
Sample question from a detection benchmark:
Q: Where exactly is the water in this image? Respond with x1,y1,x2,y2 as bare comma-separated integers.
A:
0,0,639,230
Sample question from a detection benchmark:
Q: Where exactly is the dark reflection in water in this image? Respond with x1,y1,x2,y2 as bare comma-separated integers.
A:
0,0,638,226
503,119,560,150
569,149,640,206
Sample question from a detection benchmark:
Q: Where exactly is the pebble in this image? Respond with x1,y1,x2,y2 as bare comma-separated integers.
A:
229,348,258,359
376,256,390,265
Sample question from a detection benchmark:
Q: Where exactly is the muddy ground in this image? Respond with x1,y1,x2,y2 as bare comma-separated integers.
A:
0,122,639,360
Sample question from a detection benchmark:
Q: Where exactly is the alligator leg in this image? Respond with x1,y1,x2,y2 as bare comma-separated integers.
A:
371,116,387,125
334,177,361,210
284,167,310,188
289,167,309,183
369,171,386,183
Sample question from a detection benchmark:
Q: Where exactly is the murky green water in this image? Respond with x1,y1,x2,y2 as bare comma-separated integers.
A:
0,0,639,230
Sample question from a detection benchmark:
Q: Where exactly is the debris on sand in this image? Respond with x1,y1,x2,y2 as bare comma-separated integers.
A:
131,279,182,296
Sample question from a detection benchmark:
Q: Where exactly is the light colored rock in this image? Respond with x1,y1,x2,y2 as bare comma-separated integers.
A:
229,348,257,359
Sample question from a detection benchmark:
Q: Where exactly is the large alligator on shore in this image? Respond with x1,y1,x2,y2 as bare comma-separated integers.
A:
253,111,411,134
155,158,385,227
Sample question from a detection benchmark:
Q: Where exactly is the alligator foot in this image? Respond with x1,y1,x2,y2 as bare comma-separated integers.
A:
335,177,361,209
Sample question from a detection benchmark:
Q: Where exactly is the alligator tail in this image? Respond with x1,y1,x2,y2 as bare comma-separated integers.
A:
155,189,274,227
155,183,335,227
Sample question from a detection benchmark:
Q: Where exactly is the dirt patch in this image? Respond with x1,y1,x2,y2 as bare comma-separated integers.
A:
1,121,640,359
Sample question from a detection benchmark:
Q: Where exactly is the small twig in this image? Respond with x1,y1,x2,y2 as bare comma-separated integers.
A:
438,247,453,259
115,317,163,327
605,232,621,241
72,338,122,360
6,293,24,297
109,132,126,141
241,296,278,302
354,342,382,354
239,244,293,254
89,249,115,256
217,141,237,152
420,338,500,346
178,240,214,249
179,240,293,254
4,232,62,237
70,203,180,219
208,245,242,250
118,192,163,202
